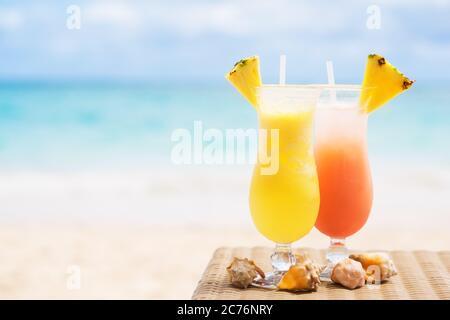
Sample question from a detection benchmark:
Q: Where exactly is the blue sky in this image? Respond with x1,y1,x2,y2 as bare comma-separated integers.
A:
0,0,449,83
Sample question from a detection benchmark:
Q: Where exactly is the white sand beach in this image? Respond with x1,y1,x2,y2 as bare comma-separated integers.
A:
0,225,448,299
0,162,449,299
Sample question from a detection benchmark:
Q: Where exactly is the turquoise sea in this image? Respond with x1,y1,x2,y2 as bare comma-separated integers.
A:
0,81,449,171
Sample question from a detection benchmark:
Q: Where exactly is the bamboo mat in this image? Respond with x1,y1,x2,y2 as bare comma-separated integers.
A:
192,247,450,300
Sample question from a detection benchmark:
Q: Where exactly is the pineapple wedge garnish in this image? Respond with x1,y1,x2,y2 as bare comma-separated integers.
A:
360,54,415,113
225,56,262,107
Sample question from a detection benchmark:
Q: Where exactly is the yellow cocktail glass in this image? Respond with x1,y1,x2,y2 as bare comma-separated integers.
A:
250,85,320,287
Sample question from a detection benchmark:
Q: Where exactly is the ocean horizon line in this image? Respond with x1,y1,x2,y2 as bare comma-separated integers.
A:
1,78,450,89
0,78,228,89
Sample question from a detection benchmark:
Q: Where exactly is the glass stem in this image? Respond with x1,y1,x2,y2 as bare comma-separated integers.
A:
326,237,348,265
270,243,296,273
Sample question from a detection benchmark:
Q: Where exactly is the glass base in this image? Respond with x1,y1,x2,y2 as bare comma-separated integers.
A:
252,272,282,289
251,243,296,289
320,237,348,282
319,264,336,282
270,244,296,272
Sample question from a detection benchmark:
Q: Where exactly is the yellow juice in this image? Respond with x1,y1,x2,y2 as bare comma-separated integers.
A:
249,108,320,244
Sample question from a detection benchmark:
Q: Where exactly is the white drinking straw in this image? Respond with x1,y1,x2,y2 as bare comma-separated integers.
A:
326,60,337,103
279,54,286,85
326,60,335,85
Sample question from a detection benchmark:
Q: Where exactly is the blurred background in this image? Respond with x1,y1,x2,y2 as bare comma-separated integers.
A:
0,0,449,299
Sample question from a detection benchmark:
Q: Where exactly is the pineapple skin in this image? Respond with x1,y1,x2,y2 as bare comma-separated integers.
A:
360,54,414,113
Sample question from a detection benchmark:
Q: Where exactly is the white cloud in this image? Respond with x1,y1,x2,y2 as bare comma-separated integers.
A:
138,0,354,38
166,3,247,37
377,0,449,8
0,0,448,80
84,1,142,30
0,8,23,31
